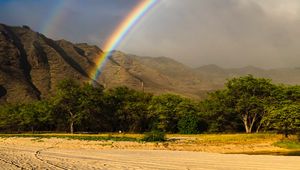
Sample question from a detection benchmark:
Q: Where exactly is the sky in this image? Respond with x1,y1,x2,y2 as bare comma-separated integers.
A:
1,0,300,69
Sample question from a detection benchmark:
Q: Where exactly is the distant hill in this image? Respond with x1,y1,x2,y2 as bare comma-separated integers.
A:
0,23,299,103
100,52,209,99
195,64,300,86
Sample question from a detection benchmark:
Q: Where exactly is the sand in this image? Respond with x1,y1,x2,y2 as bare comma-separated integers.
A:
0,137,299,170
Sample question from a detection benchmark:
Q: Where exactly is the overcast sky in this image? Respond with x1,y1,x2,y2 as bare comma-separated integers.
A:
1,0,300,68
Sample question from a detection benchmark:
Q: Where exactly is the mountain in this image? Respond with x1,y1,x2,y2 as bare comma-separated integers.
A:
100,52,210,98
195,65,300,86
0,24,98,103
0,24,204,103
0,24,299,104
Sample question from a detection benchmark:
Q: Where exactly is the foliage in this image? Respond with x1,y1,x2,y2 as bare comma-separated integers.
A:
178,113,200,134
177,100,207,134
0,101,54,132
200,90,242,133
202,75,281,133
104,86,152,132
142,130,166,142
52,79,105,133
225,75,277,133
0,104,22,132
263,103,300,137
0,76,299,136
148,94,184,132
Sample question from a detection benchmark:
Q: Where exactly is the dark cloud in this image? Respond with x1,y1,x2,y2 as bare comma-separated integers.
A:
0,0,138,46
120,0,300,68
1,0,300,68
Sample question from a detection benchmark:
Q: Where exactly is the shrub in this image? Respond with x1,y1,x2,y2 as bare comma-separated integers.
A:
142,130,166,142
178,113,199,134
178,113,208,134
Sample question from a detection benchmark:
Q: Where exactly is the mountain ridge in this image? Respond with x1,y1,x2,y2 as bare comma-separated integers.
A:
0,23,299,103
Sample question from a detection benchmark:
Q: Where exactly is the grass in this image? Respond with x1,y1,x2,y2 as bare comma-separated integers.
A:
232,138,300,157
0,133,139,142
273,140,300,149
229,150,300,156
142,131,166,142
0,133,282,143
1,133,300,156
167,133,282,144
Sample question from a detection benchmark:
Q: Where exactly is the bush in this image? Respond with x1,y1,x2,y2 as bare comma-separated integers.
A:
142,130,166,142
178,113,208,134
178,113,199,134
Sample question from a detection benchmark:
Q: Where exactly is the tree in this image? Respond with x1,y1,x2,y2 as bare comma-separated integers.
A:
52,79,84,133
78,83,105,132
263,103,300,137
178,113,201,134
148,94,184,132
284,85,300,102
176,99,207,134
0,104,22,132
225,75,277,133
18,101,52,132
201,90,242,133
123,91,152,132
103,86,152,132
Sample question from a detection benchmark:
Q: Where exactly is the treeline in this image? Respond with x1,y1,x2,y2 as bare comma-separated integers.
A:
0,75,299,136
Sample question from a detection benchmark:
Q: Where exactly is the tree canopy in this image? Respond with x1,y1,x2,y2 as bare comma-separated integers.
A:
0,75,298,136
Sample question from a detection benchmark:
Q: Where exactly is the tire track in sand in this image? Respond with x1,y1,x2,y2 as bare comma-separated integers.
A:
0,155,27,169
34,142,68,170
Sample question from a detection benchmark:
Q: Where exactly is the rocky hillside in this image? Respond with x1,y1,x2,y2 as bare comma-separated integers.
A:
100,52,211,98
0,24,299,103
97,51,300,98
0,24,99,103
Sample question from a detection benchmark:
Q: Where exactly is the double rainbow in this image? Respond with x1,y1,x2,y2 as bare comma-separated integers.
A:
90,0,158,82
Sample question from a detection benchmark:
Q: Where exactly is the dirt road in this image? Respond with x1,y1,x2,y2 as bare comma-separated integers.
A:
0,138,299,170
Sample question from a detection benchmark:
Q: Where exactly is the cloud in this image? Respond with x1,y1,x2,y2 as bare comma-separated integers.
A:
1,0,300,68
120,0,300,68
0,0,138,47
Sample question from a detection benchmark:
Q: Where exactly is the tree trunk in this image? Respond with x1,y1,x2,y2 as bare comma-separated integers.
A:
249,113,257,133
284,125,289,138
242,112,258,133
242,115,250,133
70,121,74,134
68,110,75,134
256,111,266,133
256,122,262,133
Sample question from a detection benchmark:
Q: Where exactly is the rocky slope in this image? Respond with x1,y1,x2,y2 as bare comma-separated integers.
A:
0,24,98,103
0,24,299,103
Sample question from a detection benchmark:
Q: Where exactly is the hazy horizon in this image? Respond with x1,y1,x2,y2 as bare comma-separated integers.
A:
1,0,300,69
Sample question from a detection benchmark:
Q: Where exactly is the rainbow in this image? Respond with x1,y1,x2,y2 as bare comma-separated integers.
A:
90,0,158,82
40,1,68,38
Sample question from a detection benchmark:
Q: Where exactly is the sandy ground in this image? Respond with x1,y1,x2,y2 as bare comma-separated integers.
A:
0,137,299,170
